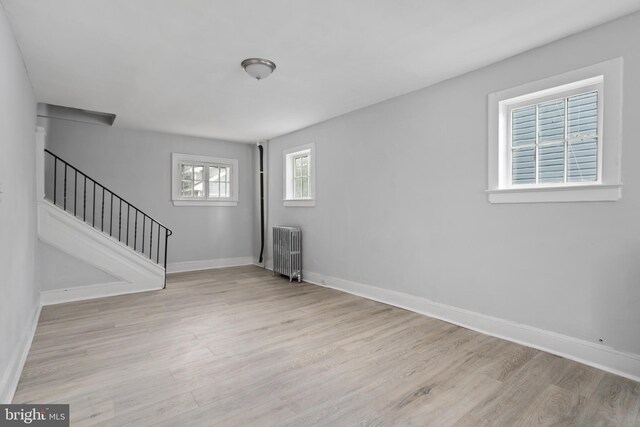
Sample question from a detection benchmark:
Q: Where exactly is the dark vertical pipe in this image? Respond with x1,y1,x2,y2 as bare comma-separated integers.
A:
258,145,265,263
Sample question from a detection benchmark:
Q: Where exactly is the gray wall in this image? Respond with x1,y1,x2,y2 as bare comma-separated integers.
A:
266,12,640,355
37,242,118,291
46,119,256,266
0,4,38,402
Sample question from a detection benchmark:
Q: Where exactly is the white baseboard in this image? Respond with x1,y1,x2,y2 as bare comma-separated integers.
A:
300,270,640,382
40,281,162,306
167,256,253,274
0,303,41,403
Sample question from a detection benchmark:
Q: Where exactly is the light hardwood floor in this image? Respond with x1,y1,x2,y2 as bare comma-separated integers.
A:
13,266,640,426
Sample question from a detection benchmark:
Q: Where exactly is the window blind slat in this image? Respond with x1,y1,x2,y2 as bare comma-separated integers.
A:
511,90,598,185
568,138,597,182
568,91,598,137
512,106,536,146
539,143,564,183
512,147,535,184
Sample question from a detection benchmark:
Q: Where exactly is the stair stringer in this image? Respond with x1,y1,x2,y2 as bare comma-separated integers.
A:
37,200,164,303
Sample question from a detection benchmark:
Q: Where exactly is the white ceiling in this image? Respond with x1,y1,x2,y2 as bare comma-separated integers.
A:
3,0,640,142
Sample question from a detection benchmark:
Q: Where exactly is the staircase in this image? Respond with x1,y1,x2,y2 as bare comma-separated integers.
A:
37,143,172,301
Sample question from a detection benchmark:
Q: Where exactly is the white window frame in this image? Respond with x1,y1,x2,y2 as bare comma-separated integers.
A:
487,58,623,203
283,143,315,207
172,153,239,207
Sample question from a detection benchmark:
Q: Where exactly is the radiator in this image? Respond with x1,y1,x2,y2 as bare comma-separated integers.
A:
272,226,302,282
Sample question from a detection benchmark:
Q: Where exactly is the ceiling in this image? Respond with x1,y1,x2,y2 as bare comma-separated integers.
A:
3,0,640,142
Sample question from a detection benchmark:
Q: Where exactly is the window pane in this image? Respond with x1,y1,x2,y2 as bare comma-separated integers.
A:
219,166,228,183
180,180,193,197
512,106,536,146
302,177,309,198
220,183,228,197
209,182,219,198
295,157,302,178
568,138,597,182
194,181,204,197
538,143,564,183
301,156,308,175
512,147,535,184
209,166,219,183
181,164,193,180
294,178,302,198
538,99,564,143
568,91,598,138
194,166,204,181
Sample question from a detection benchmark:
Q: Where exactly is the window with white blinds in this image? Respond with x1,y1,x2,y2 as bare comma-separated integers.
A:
487,58,622,203
511,91,599,186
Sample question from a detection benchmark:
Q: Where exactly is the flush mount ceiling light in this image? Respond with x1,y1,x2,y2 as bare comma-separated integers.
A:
241,58,276,81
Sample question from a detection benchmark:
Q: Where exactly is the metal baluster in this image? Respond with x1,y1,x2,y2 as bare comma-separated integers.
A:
101,188,105,232
83,176,87,221
74,170,77,216
164,230,169,268
149,220,153,259
126,205,130,246
63,164,67,210
134,210,138,251
156,223,161,264
163,229,169,289
53,158,57,205
92,181,96,227
118,199,122,242
110,193,113,236
142,216,146,254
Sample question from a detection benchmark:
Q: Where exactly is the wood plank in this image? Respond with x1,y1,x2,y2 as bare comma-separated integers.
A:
12,266,640,426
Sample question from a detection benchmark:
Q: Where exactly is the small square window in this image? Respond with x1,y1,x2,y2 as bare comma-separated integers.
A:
487,58,622,203
283,143,315,207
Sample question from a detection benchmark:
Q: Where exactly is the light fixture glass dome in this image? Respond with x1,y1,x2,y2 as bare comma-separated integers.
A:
241,58,276,80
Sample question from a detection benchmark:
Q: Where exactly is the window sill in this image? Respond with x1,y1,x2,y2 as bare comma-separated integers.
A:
284,199,316,207
487,184,622,204
173,200,238,207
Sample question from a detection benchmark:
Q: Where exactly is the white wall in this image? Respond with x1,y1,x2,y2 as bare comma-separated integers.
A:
46,119,256,269
0,4,38,403
266,11,640,363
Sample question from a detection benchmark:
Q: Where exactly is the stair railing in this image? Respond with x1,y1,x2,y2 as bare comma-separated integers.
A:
44,149,173,288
